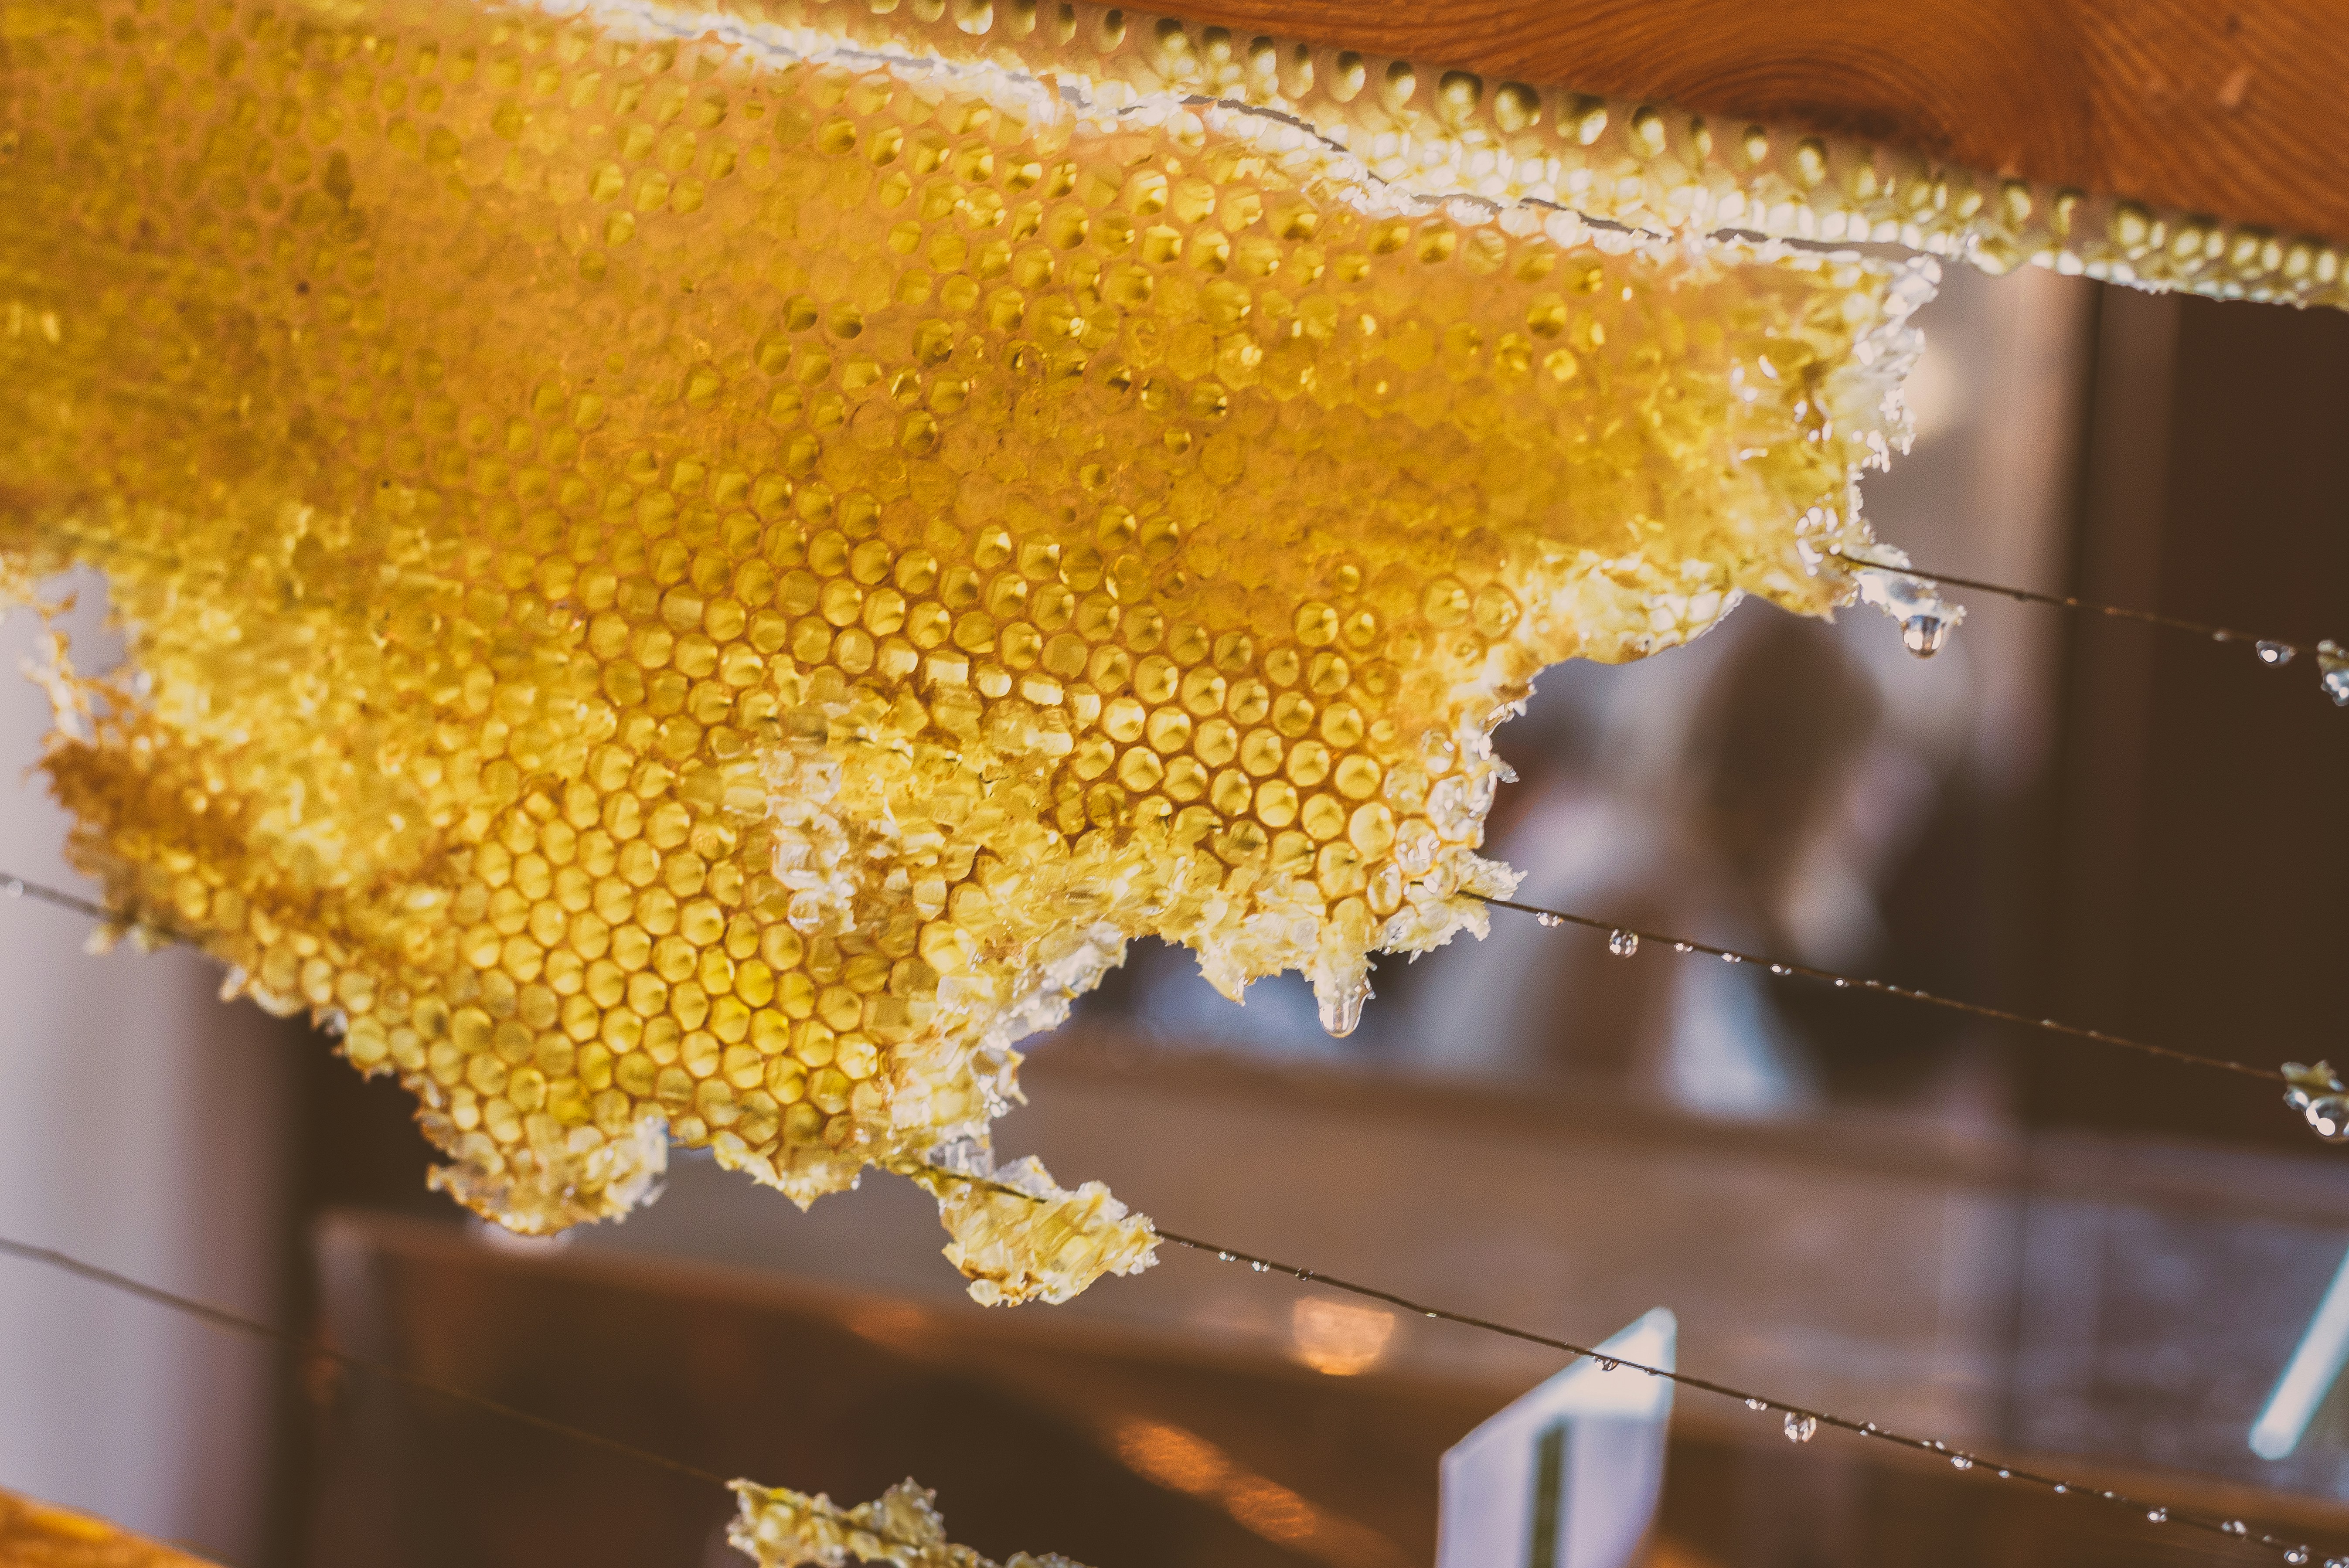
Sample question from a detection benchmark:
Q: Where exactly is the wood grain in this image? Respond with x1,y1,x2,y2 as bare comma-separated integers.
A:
1167,0,2349,244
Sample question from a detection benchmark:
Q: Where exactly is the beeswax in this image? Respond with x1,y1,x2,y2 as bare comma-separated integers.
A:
0,0,1924,1297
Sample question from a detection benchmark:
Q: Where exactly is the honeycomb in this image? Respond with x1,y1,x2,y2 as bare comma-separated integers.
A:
0,1490,216,1568
0,0,1928,1298
731,1477,1086,1568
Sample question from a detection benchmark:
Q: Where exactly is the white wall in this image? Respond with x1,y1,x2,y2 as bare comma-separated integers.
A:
0,584,292,1563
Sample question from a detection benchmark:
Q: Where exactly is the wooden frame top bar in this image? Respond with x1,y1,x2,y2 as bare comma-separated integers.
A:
1171,0,2349,247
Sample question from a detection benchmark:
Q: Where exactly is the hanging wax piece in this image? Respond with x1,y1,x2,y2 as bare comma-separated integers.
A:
729,1478,1089,1568
0,0,1938,1298
910,1156,1157,1305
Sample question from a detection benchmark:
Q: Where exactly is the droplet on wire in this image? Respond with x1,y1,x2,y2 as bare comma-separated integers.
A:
1784,1413,1817,1443
1950,1455,1972,1470
1673,942,1693,953
1608,928,1638,957
1249,1260,1268,1272
2283,1061,2349,1143
1903,613,1954,656
1535,912,1563,928
2258,640,2296,666
2320,640,2349,706
2222,1522,2247,1537
2145,1507,2164,1522
2286,1548,2309,1565
1599,1357,1618,1371
1853,563,1964,658
1745,1398,1768,1412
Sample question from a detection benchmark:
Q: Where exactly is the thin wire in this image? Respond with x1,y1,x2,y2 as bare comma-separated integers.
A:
2,870,2287,1090
1828,543,2328,663
0,872,204,948
929,1170,2321,1562
1471,894,2282,1084
2,873,129,927
0,1236,973,1559
0,1234,729,1490
5,1201,2322,1565
1493,892,2276,1082
0,878,2325,1559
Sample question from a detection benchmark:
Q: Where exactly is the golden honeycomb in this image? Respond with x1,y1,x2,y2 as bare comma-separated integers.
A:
0,1490,217,1568
0,0,1930,1299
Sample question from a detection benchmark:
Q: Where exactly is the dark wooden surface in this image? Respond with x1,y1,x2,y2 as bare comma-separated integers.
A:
305,1212,2349,1568
1171,1,2349,244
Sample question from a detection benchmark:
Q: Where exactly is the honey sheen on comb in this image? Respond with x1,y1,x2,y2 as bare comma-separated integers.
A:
0,0,1926,1299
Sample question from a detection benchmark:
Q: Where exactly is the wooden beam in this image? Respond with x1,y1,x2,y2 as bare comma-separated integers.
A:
1168,1,2349,245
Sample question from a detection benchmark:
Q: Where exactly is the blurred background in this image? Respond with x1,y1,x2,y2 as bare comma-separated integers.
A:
2,259,2346,1568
